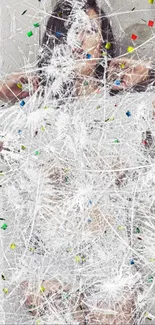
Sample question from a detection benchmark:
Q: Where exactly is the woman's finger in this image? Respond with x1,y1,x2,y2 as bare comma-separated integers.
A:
18,91,29,100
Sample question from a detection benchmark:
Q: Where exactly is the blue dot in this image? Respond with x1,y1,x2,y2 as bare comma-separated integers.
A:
20,100,25,107
89,200,92,205
130,259,135,265
18,130,22,134
88,218,92,223
115,80,121,86
126,111,131,117
86,53,92,59
56,32,63,38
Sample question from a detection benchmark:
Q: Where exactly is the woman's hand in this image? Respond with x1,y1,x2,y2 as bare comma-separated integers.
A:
108,58,150,90
0,72,39,103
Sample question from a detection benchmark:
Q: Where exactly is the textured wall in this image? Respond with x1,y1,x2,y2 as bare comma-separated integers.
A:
0,0,41,75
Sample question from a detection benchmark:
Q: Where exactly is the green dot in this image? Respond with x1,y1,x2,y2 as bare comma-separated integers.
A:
27,31,33,37
1,223,8,230
148,276,153,283
136,227,140,234
33,23,40,28
35,151,40,155
114,139,119,143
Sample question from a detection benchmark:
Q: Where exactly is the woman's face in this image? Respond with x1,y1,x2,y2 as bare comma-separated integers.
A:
67,8,102,76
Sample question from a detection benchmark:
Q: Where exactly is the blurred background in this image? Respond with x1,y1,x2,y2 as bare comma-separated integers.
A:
0,0,155,74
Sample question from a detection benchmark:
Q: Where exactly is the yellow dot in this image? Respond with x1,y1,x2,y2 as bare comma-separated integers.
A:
127,46,135,53
41,126,45,131
10,243,16,249
117,226,124,231
36,320,41,325
96,105,100,109
149,258,155,262
75,255,81,263
17,83,22,89
29,247,35,252
109,116,114,121
3,288,8,294
44,106,48,110
101,51,107,56
105,42,111,50
40,286,45,293
120,63,125,69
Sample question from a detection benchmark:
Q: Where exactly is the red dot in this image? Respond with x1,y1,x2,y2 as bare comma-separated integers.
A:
131,34,137,40
148,20,154,27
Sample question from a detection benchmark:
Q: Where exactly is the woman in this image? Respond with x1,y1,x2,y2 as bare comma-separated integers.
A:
20,2,149,324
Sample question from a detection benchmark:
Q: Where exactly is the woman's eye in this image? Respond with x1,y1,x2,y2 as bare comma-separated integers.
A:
86,27,98,35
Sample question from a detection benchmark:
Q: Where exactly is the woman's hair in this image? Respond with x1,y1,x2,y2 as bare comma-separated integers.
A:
38,0,115,94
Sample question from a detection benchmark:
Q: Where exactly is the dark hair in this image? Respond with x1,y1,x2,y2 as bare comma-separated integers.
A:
38,0,115,95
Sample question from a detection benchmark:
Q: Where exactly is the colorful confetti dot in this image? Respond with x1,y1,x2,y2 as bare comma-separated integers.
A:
148,276,153,283
10,243,16,249
149,0,154,3
3,288,8,294
21,145,26,150
36,320,41,325
89,200,92,205
127,46,135,52
126,111,131,117
40,286,45,293
101,51,107,56
1,223,8,230
96,105,100,109
56,31,63,38
84,81,89,86
130,259,135,265
65,176,69,183
27,31,33,37
114,80,121,86
64,168,69,173
131,34,138,40
136,227,140,233
148,20,154,27
17,83,22,89
114,139,119,143
144,312,152,321
44,106,48,110
33,23,40,28
41,126,45,131
117,225,124,230
87,218,92,223
20,100,25,107
120,63,125,69
29,247,35,252
105,42,111,50
86,53,92,59
35,150,40,155
149,258,155,262
18,130,22,134
75,255,81,263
